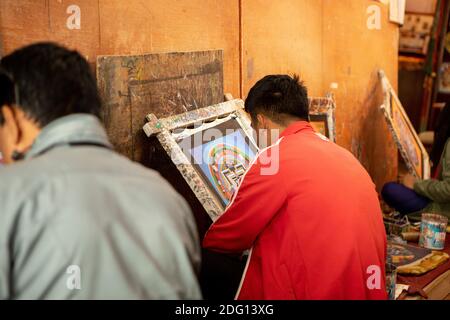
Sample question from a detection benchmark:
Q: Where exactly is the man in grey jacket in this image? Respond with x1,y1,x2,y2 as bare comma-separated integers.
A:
0,43,201,299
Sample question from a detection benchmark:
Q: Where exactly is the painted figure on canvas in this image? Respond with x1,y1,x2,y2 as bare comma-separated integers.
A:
190,129,256,206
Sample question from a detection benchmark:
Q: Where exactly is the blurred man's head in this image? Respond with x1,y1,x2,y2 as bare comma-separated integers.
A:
245,74,309,147
0,42,101,163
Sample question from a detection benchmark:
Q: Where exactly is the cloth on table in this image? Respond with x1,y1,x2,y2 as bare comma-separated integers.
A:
397,236,450,298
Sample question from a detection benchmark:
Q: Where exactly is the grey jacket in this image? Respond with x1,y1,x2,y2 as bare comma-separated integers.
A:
0,114,201,299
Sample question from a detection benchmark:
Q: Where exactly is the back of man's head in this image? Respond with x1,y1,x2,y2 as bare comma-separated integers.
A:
244,74,309,125
0,42,101,127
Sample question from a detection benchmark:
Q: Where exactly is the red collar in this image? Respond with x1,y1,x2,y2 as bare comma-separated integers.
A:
280,121,314,138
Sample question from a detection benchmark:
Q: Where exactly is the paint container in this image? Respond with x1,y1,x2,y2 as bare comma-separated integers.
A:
401,231,420,242
383,214,410,236
386,263,397,300
419,214,448,250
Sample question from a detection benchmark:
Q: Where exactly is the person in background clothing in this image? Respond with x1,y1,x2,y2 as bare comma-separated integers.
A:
382,109,450,219
203,74,387,300
430,104,450,173
0,43,201,299
381,139,450,219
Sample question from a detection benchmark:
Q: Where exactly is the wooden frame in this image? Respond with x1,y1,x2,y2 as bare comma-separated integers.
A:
308,96,337,143
143,96,337,220
438,62,450,94
143,99,256,221
389,0,406,25
225,93,337,142
379,70,430,179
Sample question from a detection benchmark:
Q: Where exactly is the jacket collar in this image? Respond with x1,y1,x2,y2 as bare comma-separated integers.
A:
26,114,112,159
280,121,315,138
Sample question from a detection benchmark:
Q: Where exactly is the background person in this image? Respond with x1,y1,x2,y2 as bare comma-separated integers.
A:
0,42,201,299
381,106,450,219
203,74,387,300
381,143,450,219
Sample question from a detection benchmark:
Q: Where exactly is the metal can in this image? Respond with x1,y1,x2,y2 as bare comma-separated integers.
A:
419,214,448,250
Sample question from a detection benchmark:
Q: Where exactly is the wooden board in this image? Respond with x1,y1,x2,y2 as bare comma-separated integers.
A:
97,50,224,160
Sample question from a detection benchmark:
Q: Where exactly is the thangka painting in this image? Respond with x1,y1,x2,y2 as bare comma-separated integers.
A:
378,70,430,179
189,127,257,206
143,99,258,221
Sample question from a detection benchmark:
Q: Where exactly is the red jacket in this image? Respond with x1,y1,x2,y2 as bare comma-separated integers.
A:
203,121,387,300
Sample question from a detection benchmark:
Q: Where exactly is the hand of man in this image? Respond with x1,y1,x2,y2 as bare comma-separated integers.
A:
402,174,417,189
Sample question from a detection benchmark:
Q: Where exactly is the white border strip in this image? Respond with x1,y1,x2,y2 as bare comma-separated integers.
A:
234,248,253,300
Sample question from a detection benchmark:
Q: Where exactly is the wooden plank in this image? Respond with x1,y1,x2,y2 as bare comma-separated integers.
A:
405,270,450,300
98,0,240,100
423,270,450,300
97,50,224,160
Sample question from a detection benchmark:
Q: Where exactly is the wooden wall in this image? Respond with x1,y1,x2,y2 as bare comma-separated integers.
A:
241,0,323,96
0,0,398,189
0,0,240,96
322,0,398,190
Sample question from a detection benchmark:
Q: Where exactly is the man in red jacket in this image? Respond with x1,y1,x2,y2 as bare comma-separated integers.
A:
203,75,387,300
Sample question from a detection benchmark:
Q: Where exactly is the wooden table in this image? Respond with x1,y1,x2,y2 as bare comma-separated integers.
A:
404,270,450,300
399,236,450,300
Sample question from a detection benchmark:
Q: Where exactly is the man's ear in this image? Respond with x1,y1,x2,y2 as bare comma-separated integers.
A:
0,105,20,145
11,106,41,152
257,114,266,129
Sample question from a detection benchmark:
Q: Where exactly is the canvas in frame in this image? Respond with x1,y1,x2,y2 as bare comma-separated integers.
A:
309,114,329,138
143,99,257,221
378,70,430,180
438,62,450,94
308,96,337,143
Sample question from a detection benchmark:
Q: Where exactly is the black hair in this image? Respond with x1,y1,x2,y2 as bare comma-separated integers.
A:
0,70,15,124
244,74,309,124
0,42,101,126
